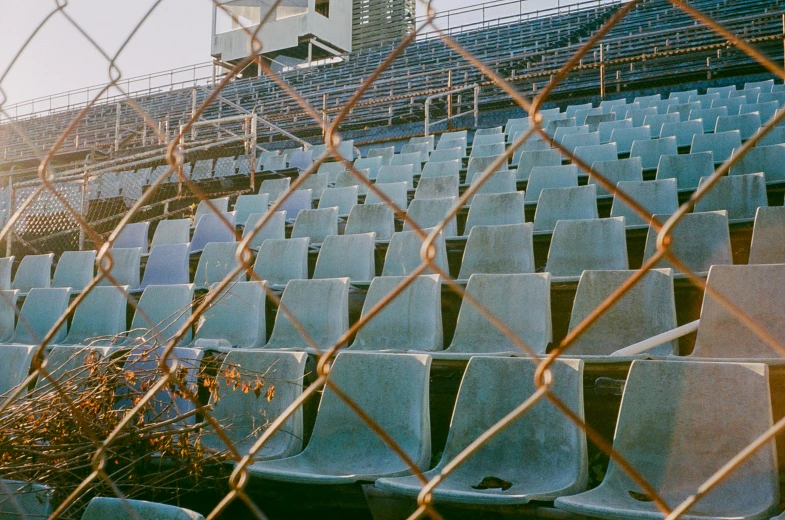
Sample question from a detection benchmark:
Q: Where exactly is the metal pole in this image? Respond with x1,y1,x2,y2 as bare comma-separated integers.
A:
447,70,453,129
600,43,606,99
80,168,89,251
191,88,197,141
250,113,257,192
114,102,121,152
424,98,431,137
474,86,480,128
782,14,784,70
5,174,13,258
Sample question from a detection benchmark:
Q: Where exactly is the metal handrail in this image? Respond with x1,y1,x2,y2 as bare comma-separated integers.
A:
424,85,481,136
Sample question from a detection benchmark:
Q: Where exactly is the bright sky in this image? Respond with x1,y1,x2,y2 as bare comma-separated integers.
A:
0,0,582,111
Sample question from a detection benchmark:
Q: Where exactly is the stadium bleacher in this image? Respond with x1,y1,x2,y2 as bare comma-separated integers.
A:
3,0,785,518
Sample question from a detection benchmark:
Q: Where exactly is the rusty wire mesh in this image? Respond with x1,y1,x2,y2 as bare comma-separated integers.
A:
0,0,784,518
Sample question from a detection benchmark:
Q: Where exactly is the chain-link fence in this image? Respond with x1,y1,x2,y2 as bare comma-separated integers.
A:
1,0,785,518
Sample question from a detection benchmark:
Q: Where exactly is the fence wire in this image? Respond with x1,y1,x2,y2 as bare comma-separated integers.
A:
0,0,783,518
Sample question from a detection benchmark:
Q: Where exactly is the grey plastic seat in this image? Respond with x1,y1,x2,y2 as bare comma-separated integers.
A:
694,172,767,220
253,237,309,286
749,206,785,264
429,147,464,163
365,182,408,210
746,79,774,93
566,269,677,357
464,192,525,234
298,172,329,199
263,154,287,172
97,247,141,290
350,275,442,351
516,149,563,181
8,287,69,346
377,164,415,189
589,156,643,196
545,117,576,136
190,212,236,253
263,278,349,351
572,143,617,166
215,155,237,177
377,356,585,505
367,146,395,166
660,119,703,147
193,242,245,291
575,107,604,126
472,133,505,147
390,152,423,174
354,157,385,179
622,108,655,128
277,189,312,221
688,264,785,360
151,219,190,248
691,130,742,164
383,229,448,277
468,170,516,200
318,162,347,183
730,144,785,181
140,243,190,290
585,113,615,132
466,156,510,178
554,125,589,144
533,185,598,232
234,194,270,227
318,186,357,216
730,87,762,104
438,273,551,357
334,169,369,195
313,233,376,282
289,150,313,172
0,479,53,519
0,345,38,395
651,98,679,114
52,250,96,293
610,126,650,155
247,352,431,484
58,286,127,346
707,85,737,98
669,89,698,103
201,350,307,457
656,151,714,189
404,197,458,237
741,101,779,124
629,136,677,170
260,177,291,202
193,197,229,227
125,284,194,346
408,135,435,153
242,211,286,249
525,165,579,202
611,179,679,227
113,222,150,253
290,207,338,244
555,360,778,520
642,211,732,273
421,159,460,178
757,126,785,146
716,113,762,140
256,151,280,173
546,218,628,278
562,132,600,155
192,281,266,350
598,119,633,143
666,101,700,122
81,497,204,520
458,223,535,280
192,159,214,181
0,256,13,290
471,143,506,162
689,106,729,132
414,175,459,200
345,203,395,241
12,253,53,293
0,290,18,343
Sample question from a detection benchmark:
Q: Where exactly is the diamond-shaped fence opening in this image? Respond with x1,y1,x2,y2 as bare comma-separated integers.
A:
0,0,783,518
